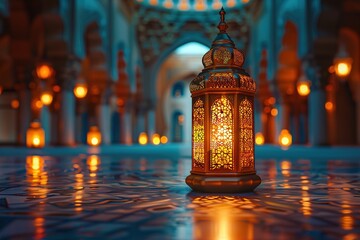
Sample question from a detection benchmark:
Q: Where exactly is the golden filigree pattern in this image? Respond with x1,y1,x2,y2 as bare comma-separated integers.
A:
213,47,231,65
190,75,205,92
239,98,254,169
193,99,205,169
239,75,256,92
210,96,233,170
234,49,244,66
206,72,237,89
202,50,213,67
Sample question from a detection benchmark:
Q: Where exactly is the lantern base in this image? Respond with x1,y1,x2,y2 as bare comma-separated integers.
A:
185,173,261,193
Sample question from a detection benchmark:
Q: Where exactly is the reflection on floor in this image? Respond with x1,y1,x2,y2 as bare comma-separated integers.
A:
0,153,359,239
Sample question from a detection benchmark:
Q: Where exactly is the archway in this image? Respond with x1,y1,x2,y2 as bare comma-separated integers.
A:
155,42,209,143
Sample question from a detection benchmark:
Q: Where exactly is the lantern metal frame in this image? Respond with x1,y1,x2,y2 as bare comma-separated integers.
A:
185,8,261,193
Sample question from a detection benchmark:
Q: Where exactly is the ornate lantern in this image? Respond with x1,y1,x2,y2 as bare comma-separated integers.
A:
87,126,101,146
186,8,261,193
26,121,45,148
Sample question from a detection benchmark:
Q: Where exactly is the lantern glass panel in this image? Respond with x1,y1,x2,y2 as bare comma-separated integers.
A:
210,96,233,170
192,99,205,169
239,97,254,170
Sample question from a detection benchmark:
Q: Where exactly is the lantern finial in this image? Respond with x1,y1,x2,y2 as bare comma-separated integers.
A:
217,7,228,33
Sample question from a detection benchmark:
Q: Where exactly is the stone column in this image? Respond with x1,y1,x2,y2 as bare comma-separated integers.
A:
41,106,51,145
18,88,31,145
59,89,76,145
98,103,111,145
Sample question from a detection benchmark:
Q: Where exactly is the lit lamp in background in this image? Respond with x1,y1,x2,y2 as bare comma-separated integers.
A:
333,46,352,79
40,91,53,105
186,8,261,193
255,132,265,145
36,63,53,79
160,136,168,144
26,121,45,148
87,126,101,146
138,132,148,145
296,72,311,97
279,129,292,148
73,83,88,99
152,133,161,145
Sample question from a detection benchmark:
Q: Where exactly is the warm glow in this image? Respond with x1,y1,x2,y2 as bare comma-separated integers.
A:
212,0,222,9
35,100,43,109
160,136,168,144
297,81,311,96
138,132,148,145
36,64,53,79
32,136,41,147
149,0,158,5
255,132,265,145
87,126,101,146
195,0,206,10
11,99,20,109
87,155,101,173
163,0,173,8
26,122,45,148
227,0,236,7
152,133,161,145
270,108,278,117
279,129,292,148
178,0,189,10
325,101,334,111
334,58,352,78
73,83,88,99
40,92,53,105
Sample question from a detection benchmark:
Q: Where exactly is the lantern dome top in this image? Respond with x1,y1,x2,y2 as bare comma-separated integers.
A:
201,8,245,69
190,8,255,94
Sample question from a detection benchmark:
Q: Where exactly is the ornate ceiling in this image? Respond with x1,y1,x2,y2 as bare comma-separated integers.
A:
135,0,262,66
136,0,252,11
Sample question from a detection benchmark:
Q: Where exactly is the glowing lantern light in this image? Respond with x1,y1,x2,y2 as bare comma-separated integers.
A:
297,79,311,97
40,91,53,106
186,9,261,193
36,63,53,79
255,132,265,145
279,129,292,148
73,83,88,99
138,132,148,145
11,99,20,109
26,121,45,148
87,126,101,146
271,108,278,117
334,56,352,79
325,101,334,112
160,136,168,144
87,155,101,173
152,133,161,145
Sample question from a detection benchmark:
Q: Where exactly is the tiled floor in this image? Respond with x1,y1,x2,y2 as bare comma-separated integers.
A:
0,153,359,239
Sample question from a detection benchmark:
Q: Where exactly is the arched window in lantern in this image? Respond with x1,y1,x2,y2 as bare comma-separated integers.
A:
87,126,101,146
26,121,45,148
185,8,261,193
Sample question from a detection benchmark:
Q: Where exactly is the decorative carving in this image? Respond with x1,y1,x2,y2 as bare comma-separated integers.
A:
239,75,256,92
202,49,213,67
207,72,237,89
193,99,205,169
210,96,233,170
190,75,205,92
239,97,254,169
233,49,244,66
213,47,231,64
